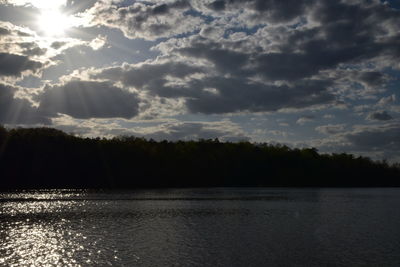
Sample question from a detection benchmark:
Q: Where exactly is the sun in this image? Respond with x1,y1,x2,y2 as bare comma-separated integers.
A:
35,1,73,37
38,9,72,36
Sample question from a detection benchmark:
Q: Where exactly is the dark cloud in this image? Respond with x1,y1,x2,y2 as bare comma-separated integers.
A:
38,81,140,119
208,0,225,11
93,61,204,90
0,26,11,36
378,94,396,106
315,124,346,135
185,78,334,114
177,40,250,75
254,52,325,82
367,111,393,121
82,0,400,119
345,123,400,152
93,60,335,114
356,71,388,88
309,1,400,59
157,0,400,115
335,71,390,92
18,42,47,56
255,25,395,82
64,0,97,14
0,83,50,124
206,0,314,23
51,41,68,50
0,21,34,38
315,121,400,161
0,53,43,76
86,0,400,89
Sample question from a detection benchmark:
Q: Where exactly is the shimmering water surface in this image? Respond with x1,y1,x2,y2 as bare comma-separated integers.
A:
1,188,400,266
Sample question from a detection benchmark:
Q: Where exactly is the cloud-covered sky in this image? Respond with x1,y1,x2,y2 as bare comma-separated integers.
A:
1,0,400,162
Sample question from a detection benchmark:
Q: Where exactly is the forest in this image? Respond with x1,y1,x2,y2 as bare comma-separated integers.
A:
0,126,399,189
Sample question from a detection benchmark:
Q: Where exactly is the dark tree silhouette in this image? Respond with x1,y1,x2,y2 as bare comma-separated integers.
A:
0,126,399,189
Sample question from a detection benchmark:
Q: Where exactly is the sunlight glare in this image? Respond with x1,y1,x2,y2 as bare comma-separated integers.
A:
31,0,66,9
36,0,72,36
38,10,71,36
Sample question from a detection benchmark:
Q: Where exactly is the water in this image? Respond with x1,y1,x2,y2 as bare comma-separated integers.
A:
1,188,400,266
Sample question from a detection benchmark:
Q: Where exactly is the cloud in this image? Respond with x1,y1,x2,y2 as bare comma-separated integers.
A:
91,60,205,91
0,26,10,36
90,57,335,114
324,70,390,97
0,22,45,61
0,52,43,76
47,37,107,55
367,110,393,121
33,0,400,120
86,0,202,40
135,121,249,141
377,94,396,106
64,0,97,13
0,21,95,77
0,83,50,124
314,120,400,161
52,117,249,142
355,71,389,89
185,78,334,114
196,0,315,27
0,0,96,14
50,41,68,50
316,124,346,135
145,0,400,114
323,114,335,119
0,21,37,44
89,35,107,50
38,80,140,119
296,115,315,125
345,122,400,153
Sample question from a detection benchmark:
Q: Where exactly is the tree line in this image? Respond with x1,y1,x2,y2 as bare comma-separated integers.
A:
0,126,399,189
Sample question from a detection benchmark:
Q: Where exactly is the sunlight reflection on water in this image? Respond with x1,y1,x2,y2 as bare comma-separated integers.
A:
1,220,82,266
0,191,118,267
0,197,93,267
1,189,400,266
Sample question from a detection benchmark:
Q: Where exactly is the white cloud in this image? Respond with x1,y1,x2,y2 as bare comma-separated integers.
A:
296,115,315,125
89,35,107,50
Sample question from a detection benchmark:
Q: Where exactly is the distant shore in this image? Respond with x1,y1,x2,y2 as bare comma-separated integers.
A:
1,126,399,189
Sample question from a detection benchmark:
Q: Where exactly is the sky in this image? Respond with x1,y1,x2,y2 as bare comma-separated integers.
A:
0,0,399,162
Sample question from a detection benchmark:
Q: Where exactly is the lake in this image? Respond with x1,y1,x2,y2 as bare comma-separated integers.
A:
1,188,400,266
